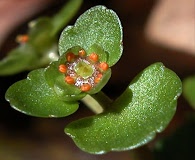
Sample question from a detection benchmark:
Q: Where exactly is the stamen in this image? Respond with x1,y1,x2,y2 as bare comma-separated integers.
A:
99,62,109,71
58,64,67,73
80,84,91,92
66,52,75,62
89,53,98,62
65,76,75,84
94,73,103,84
78,49,85,57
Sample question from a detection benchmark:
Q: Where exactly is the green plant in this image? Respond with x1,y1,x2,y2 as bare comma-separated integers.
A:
4,5,182,154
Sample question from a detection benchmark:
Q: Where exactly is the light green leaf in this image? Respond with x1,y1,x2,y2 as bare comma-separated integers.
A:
5,69,79,117
65,62,182,154
183,76,195,109
59,5,123,66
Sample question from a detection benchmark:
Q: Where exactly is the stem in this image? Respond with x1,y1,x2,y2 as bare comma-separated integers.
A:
81,91,113,114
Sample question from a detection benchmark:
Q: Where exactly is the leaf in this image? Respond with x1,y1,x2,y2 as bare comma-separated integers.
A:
59,5,123,67
5,69,79,117
183,76,195,109
65,62,182,154
0,44,37,75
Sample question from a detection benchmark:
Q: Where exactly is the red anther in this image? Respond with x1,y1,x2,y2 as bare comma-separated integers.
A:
99,62,109,71
66,52,75,62
89,53,98,62
58,64,67,73
16,35,29,43
80,84,91,92
65,76,75,84
78,49,85,57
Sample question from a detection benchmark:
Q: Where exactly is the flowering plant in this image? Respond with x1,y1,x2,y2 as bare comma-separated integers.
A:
5,5,182,154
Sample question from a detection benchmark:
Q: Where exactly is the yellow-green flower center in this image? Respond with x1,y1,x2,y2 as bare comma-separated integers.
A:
74,61,94,79
58,49,109,92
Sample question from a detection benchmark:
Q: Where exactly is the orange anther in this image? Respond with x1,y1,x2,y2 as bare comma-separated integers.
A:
65,76,75,84
58,64,67,73
99,62,109,71
95,73,103,83
97,73,103,78
80,84,91,92
66,52,75,62
89,53,98,62
95,77,101,84
78,49,85,57
16,35,29,43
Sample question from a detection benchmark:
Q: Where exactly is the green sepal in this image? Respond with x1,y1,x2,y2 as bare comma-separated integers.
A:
65,62,182,154
59,5,123,67
87,44,108,62
87,68,111,95
54,75,86,101
5,69,79,117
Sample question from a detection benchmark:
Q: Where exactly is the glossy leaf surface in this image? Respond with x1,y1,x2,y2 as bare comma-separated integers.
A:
59,5,123,67
5,69,79,117
183,76,195,109
65,62,182,154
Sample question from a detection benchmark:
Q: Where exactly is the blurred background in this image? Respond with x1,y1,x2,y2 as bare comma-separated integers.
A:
0,0,194,159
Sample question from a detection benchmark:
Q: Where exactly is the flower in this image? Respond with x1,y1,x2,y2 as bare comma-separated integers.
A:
58,47,110,92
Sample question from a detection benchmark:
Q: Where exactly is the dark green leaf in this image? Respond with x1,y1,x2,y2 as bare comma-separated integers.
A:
59,5,123,66
65,62,182,154
5,69,79,117
183,76,195,109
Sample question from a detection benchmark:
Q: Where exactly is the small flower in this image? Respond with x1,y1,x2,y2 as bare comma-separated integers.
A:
58,48,109,92
16,34,29,43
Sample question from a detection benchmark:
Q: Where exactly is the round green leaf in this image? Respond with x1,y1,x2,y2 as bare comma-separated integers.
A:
183,76,195,109
65,62,182,154
59,5,123,66
5,69,79,117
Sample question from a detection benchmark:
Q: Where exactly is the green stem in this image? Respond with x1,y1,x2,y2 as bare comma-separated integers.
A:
81,91,113,114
